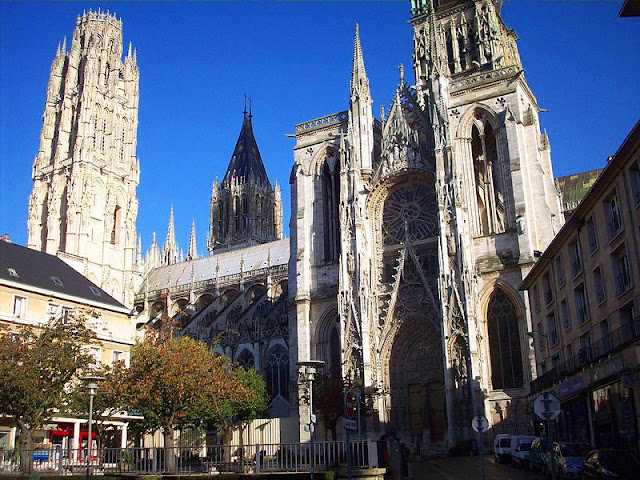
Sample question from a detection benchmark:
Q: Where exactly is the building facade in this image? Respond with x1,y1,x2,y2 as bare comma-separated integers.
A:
521,121,640,452
290,0,563,450
135,112,290,419
27,10,142,307
0,239,138,450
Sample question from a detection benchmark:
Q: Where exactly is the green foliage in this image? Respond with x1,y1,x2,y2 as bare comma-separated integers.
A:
0,310,96,449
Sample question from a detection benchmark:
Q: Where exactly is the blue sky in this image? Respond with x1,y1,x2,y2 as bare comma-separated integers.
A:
1,1,638,256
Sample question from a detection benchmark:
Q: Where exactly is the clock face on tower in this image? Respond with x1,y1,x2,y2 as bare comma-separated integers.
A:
383,182,438,247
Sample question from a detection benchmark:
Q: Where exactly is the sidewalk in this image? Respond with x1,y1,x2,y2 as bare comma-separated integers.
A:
407,455,544,480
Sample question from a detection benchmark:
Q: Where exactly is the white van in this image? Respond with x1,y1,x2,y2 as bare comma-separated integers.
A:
509,435,533,467
493,434,512,463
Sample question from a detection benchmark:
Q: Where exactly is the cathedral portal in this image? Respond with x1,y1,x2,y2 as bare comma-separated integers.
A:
388,318,446,445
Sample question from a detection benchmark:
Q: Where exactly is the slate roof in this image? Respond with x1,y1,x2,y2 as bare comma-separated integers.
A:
0,241,126,311
222,113,271,188
556,169,602,214
141,238,289,294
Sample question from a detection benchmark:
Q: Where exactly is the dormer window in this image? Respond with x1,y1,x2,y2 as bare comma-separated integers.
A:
90,286,102,297
51,276,63,287
7,268,18,277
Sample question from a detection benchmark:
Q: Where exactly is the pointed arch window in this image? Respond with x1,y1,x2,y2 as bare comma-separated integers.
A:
265,346,289,401
111,205,121,245
321,155,340,263
486,289,524,389
237,349,255,369
234,196,241,232
471,119,507,236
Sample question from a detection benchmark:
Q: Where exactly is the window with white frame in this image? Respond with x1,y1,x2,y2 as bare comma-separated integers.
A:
61,307,72,324
547,311,559,346
112,350,125,365
612,246,632,296
569,239,583,277
12,295,27,318
46,303,62,321
574,284,589,325
586,216,598,253
556,256,565,286
593,266,606,304
603,191,623,240
560,298,571,330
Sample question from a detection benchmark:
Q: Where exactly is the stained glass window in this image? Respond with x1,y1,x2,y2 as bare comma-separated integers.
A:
265,346,289,401
382,182,437,247
487,290,524,389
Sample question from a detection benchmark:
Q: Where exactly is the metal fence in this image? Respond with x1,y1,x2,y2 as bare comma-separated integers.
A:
0,441,371,475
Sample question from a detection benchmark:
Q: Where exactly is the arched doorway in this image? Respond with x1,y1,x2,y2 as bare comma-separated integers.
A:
389,318,445,445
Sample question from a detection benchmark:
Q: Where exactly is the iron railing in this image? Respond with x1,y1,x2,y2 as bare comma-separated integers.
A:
531,318,640,393
0,441,371,475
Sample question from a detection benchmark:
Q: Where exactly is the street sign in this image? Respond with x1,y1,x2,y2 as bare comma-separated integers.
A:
472,415,489,433
345,391,357,419
344,418,357,430
533,392,561,420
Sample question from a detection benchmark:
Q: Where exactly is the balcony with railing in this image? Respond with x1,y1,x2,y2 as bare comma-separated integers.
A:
530,317,640,394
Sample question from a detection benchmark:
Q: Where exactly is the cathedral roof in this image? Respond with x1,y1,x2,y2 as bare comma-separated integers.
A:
141,238,289,294
222,112,271,188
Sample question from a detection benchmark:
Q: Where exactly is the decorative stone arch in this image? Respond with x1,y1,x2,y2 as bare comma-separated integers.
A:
220,288,241,309
245,283,266,304
478,281,527,391
234,346,256,369
263,343,289,401
455,104,512,236
367,171,438,290
150,300,165,320
310,144,341,177
171,297,189,316
313,307,341,375
195,292,215,311
455,103,503,139
91,179,106,218
310,144,341,263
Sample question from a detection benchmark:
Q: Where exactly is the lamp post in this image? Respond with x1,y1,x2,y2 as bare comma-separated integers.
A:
79,375,105,480
297,360,325,480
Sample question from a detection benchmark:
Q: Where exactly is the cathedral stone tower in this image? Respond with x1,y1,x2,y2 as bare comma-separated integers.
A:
27,10,141,307
291,0,562,448
207,110,283,252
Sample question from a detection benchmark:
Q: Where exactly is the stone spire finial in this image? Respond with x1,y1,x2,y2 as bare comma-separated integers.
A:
187,218,198,260
161,205,179,265
128,41,132,58
350,23,370,98
62,36,66,53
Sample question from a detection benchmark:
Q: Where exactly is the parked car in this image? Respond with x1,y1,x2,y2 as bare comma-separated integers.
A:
493,434,512,464
529,436,551,472
581,449,640,480
549,442,591,479
510,435,533,467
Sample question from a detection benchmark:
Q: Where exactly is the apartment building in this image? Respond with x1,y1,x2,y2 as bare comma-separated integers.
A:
0,239,138,451
521,121,640,452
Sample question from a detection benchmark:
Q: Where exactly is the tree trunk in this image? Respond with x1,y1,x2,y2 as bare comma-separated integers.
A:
16,420,34,474
163,426,176,473
220,428,233,466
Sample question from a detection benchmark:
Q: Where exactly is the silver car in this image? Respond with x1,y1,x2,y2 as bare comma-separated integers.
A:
548,442,592,479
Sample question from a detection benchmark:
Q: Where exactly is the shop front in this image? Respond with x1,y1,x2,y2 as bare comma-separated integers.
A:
557,373,591,444
590,354,638,452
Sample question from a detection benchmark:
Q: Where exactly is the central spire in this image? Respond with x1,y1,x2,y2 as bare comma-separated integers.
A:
222,107,270,188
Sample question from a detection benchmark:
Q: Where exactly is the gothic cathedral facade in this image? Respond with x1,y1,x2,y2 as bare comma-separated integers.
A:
290,0,562,448
27,10,142,307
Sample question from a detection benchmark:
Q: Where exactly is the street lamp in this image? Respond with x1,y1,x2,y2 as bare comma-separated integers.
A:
297,360,325,480
79,375,105,480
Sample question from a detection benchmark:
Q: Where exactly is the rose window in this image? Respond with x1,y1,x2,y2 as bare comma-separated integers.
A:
383,182,437,246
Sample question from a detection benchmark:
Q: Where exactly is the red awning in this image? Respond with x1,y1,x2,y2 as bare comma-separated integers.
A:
51,430,69,436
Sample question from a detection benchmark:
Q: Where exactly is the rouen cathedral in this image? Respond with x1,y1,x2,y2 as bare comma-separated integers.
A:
27,0,563,451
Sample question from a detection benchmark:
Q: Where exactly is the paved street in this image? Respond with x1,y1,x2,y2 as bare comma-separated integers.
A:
408,455,545,480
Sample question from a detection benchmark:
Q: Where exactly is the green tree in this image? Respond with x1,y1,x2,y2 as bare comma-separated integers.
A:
67,360,130,448
125,329,237,472
0,311,96,471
